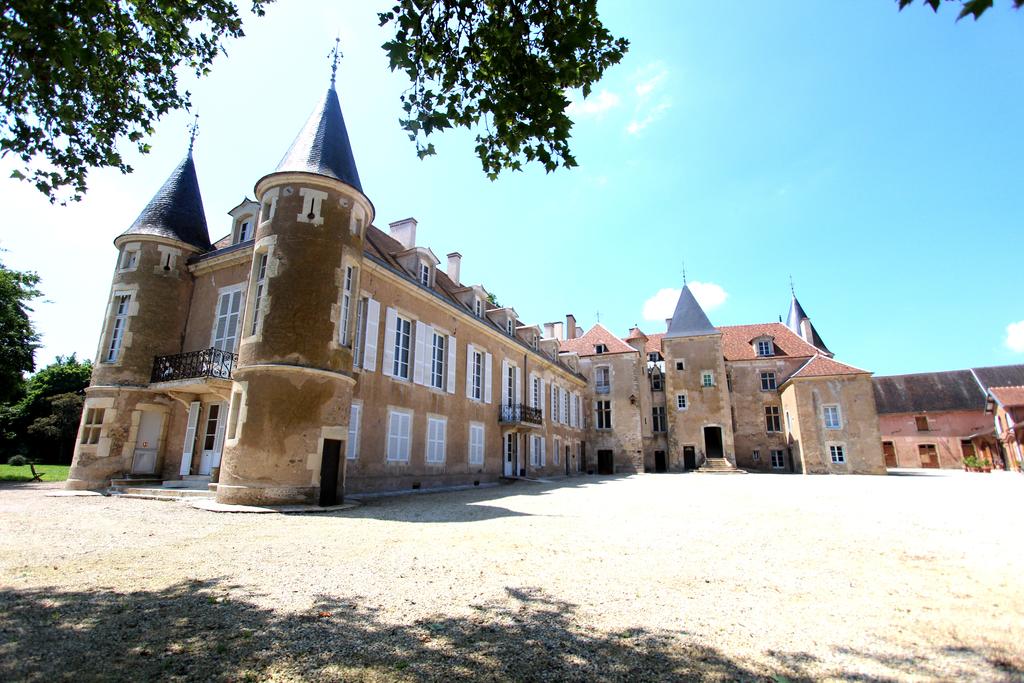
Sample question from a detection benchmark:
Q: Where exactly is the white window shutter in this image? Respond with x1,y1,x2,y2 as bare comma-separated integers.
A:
363,298,380,371
514,365,521,404
528,374,536,408
484,352,493,404
501,359,509,404
381,307,397,377
413,321,428,385
212,402,228,465
570,393,576,428
466,344,475,398
446,335,457,394
541,437,546,466
179,401,201,476
551,384,557,420
539,379,545,417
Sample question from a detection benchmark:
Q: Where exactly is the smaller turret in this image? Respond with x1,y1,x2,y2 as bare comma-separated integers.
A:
785,288,832,357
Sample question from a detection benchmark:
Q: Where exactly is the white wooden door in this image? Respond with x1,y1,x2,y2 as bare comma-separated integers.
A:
198,403,223,475
503,433,516,477
179,401,201,476
131,411,164,474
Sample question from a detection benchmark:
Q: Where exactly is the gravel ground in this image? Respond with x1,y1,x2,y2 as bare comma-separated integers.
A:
1,471,1021,682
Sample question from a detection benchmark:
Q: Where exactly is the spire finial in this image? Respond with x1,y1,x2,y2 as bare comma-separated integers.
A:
682,260,687,286
187,114,199,154
596,310,600,323
789,274,795,297
329,36,342,87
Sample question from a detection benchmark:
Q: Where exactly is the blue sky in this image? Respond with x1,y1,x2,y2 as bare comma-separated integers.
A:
1,0,1021,376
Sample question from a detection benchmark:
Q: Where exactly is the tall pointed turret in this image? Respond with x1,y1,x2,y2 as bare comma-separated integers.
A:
665,285,718,338
275,86,363,193
118,152,211,251
786,291,831,356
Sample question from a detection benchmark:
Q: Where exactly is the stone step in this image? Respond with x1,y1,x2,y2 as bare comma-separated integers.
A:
110,477,162,487
108,485,214,500
696,458,746,474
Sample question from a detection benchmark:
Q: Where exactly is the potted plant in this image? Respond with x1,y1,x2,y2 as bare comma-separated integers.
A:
963,455,993,473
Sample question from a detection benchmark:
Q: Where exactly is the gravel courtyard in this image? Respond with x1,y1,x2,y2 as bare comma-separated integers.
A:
1,472,1021,682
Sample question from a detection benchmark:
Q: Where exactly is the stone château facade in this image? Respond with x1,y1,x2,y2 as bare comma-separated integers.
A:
67,73,887,506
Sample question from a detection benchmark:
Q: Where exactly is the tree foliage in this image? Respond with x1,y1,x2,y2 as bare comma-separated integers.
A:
378,0,629,178
0,0,271,202
898,0,1022,20
0,257,41,403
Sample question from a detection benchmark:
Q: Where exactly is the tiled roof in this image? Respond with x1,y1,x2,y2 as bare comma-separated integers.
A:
626,326,648,341
717,323,819,361
559,324,637,357
275,86,363,193
989,385,1024,409
119,153,211,250
873,369,987,414
645,333,664,355
788,354,869,380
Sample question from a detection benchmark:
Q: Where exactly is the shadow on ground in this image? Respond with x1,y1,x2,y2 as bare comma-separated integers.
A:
1,580,1019,682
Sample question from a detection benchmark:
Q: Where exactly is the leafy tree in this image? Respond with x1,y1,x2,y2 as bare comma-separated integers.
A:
27,392,85,464
898,0,1022,20
487,292,501,307
0,257,41,403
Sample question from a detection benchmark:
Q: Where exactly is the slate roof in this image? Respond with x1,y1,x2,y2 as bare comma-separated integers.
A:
989,386,1024,409
787,354,869,380
872,370,986,414
785,295,830,355
276,86,363,193
971,364,1024,392
559,323,638,357
664,286,718,339
717,323,820,361
118,153,211,250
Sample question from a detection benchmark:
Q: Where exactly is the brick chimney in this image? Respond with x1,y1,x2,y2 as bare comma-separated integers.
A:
446,252,462,286
565,314,577,340
388,217,417,249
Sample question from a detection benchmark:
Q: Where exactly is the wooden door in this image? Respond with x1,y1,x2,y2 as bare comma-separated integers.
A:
319,439,342,506
655,451,667,473
597,450,613,475
918,444,940,468
882,441,897,468
683,446,696,471
131,411,164,475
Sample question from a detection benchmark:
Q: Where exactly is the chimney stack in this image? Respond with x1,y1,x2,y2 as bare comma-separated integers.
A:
543,322,565,340
446,252,462,286
388,217,418,249
565,314,577,340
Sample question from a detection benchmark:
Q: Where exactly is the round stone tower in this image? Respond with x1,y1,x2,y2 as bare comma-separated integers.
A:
215,81,373,506
67,151,212,489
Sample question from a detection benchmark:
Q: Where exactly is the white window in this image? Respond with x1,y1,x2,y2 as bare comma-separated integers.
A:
340,265,356,346
752,449,760,462
346,403,361,460
426,416,447,464
595,366,610,394
105,294,131,362
469,422,485,465
760,371,776,391
386,409,412,461
562,391,569,425
213,287,244,352
702,371,714,387
238,220,254,242
297,187,327,224
419,262,431,287
756,340,774,356
771,449,785,469
353,298,367,368
119,247,139,272
823,404,842,430
507,318,515,336
250,253,269,336
474,298,483,317
470,349,483,400
392,315,412,379
676,393,688,410
530,435,546,466
531,375,541,409
80,408,105,445
430,332,446,390
830,444,846,464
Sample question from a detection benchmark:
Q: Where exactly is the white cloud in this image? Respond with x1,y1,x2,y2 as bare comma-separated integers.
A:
635,67,668,97
626,62,671,135
642,282,728,323
627,101,672,135
566,89,620,117
1006,320,1024,353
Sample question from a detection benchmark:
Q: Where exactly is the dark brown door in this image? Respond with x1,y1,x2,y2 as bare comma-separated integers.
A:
703,426,724,459
918,444,940,469
597,450,614,475
683,446,696,471
565,446,570,475
655,451,667,473
882,441,897,468
319,439,343,506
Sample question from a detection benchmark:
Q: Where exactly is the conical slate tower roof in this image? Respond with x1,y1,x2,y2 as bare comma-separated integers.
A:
665,285,718,338
119,153,211,251
786,295,831,355
276,86,362,193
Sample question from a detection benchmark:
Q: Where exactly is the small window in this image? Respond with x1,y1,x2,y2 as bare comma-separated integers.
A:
595,367,610,394
80,408,105,445
227,391,242,440
648,352,660,362
238,220,253,243
823,405,842,430
352,297,367,368
260,196,276,223
105,294,131,362
915,415,929,432
474,298,483,318
675,360,685,371
752,449,761,461
426,416,447,464
765,406,782,433
507,319,516,336
702,371,714,388
340,265,357,346
120,248,139,272
596,400,612,429
830,444,846,464
250,253,269,336
471,349,483,401
392,315,412,380
346,403,361,460
530,335,538,350
756,340,774,357
469,422,485,465
770,449,785,469
676,393,687,410
650,372,663,391
595,344,608,354
760,372,777,391
386,409,412,461
419,262,431,287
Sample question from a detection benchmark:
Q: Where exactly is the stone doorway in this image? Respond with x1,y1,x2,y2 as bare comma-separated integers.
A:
703,426,724,461
319,439,343,507
654,450,667,473
683,446,696,471
597,450,614,475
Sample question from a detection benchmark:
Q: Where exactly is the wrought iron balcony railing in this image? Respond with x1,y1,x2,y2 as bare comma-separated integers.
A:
498,403,543,426
151,347,238,383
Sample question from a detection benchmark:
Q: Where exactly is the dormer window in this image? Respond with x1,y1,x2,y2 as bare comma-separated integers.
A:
474,298,483,318
238,220,253,243
531,335,538,350
418,263,431,287
595,344,608,354
648,352,660,363
507,319,516,336
756,339,774,357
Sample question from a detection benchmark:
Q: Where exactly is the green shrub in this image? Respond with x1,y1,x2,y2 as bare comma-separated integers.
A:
7,454,28,466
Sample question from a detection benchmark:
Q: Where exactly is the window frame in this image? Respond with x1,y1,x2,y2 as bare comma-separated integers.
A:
701,371,715,388
595,400,612,430
823,404,842,430
430,331,446,390
471,349,483,401
770,449,785,469
392,314,412,380
80,407,105,445
765,406,782,433
760,371,777,391
105,293,131,363
339,265,357,346
469,422,485,465
386,408,413,462
425,415,447,464
652,406,666,433
829,444,846,464
676,393,688,411
756,339,774,357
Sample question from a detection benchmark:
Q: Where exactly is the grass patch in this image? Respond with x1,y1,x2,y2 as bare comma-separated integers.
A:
0,464,70,482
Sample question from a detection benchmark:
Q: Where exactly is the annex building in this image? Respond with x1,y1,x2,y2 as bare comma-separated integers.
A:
67,73,888,506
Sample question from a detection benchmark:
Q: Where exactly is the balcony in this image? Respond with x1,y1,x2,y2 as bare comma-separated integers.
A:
498,404,543,427
151,347,238,384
